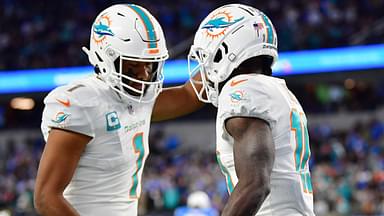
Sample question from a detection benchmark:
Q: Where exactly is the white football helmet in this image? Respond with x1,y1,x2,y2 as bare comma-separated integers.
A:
188,4,278,106
83,4,168,102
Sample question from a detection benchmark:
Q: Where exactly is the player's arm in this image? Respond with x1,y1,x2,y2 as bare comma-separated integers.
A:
221,117,275,216
151,74,204,122
34,128,91,216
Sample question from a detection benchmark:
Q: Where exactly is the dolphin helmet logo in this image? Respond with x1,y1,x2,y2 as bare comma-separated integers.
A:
202,17,244,31
94,22,114,37
201,11,244,39
92,14,114,44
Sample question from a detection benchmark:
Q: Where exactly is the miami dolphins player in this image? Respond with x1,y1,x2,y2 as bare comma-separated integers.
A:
34,4,203,216
188,4,315,216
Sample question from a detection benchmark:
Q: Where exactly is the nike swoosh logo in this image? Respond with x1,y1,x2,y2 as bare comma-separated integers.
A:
230,79,248,87
56,98,71,107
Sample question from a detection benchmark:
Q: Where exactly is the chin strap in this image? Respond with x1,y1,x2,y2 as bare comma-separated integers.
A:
82,46,112,84
82,46,98,67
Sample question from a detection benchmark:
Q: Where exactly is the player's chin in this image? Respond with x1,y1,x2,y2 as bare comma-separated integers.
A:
124,87,141,97
123,85,149,98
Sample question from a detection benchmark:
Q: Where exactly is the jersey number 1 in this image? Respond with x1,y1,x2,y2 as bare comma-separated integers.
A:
129,132,145,198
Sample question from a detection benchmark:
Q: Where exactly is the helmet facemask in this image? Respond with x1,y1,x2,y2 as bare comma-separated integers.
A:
111,54,164,102
188,45,225,107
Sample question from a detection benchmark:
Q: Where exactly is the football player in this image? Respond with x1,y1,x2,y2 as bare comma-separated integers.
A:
188,4,315,216
34,4,203,216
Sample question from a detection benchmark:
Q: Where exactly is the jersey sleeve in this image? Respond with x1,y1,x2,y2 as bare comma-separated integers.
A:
218,76,277,129
41,86,95,141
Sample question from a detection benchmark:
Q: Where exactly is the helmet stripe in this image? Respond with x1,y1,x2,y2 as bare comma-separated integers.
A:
127,5,158,49
261,14,273,44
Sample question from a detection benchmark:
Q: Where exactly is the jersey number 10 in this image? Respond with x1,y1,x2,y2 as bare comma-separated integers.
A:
290,109,313,194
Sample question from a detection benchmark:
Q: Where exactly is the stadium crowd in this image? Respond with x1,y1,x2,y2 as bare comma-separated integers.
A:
0,0,383,70
290,79,384,113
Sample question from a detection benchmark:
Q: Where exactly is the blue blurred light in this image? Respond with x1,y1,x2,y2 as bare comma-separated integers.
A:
273,44,384,75
0,67,91,94
0,44,383,94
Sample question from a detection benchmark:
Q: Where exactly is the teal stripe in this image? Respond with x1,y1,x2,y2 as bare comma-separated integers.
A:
262,14,273,44
216,154,234,193
292,111,303,171
130,134,145,197
301,117,311,170
127,5,157,48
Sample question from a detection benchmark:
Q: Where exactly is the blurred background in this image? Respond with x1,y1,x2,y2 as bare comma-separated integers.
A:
0,0,384,215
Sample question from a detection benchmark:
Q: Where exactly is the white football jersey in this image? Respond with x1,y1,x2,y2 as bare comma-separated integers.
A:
41,75,155,216
216,74,315,215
